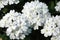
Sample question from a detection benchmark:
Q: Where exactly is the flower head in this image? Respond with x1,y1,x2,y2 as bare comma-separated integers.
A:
22,0,51,30
0,10,32,39
41,15,60,37
55,1,60,11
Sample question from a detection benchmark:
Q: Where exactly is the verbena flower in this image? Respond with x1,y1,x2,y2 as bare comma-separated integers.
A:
0,0,8,10
0,0,19,10
22,0,51,30
51,32,60,40
8,0,19,5
41,15,60,39
0,10,32,39
55,1,60,12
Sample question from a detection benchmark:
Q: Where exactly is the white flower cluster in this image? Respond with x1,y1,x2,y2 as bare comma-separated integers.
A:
0,0,51,39
41,15,60,40
55,1,60,12
0,0,8,10
1,0,60,40
51,35,60,40
0,10,32,39
8,0,19,5
22,0,51,30
0,10,21,28
0,0,19,10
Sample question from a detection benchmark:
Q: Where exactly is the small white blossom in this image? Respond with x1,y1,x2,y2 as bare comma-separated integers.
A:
0,0,8,10
0,0,19,10
55,1,60,11
8,0,19,5
51,36,59,40
51,32,60,40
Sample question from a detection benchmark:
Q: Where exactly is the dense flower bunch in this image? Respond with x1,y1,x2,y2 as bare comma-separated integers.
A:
22,1,51,30
41,16,60,38
0,0,60,40
0,0,19,10
0,10,32,39
41,1,60,40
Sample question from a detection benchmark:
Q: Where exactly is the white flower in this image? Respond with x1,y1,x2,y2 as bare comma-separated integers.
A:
55,1,60,11
0,10,21,28
0,10,32,40
51,36,59,40
0,0,8,10
0,0,19,10
51,32,60,40
22,0,51,30
8,0,19,5
41,15,60,37
41,27,54,37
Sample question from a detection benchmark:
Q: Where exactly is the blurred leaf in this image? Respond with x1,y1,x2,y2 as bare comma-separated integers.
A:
49,1,55,12
0,34,10,40
2,8,8,13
